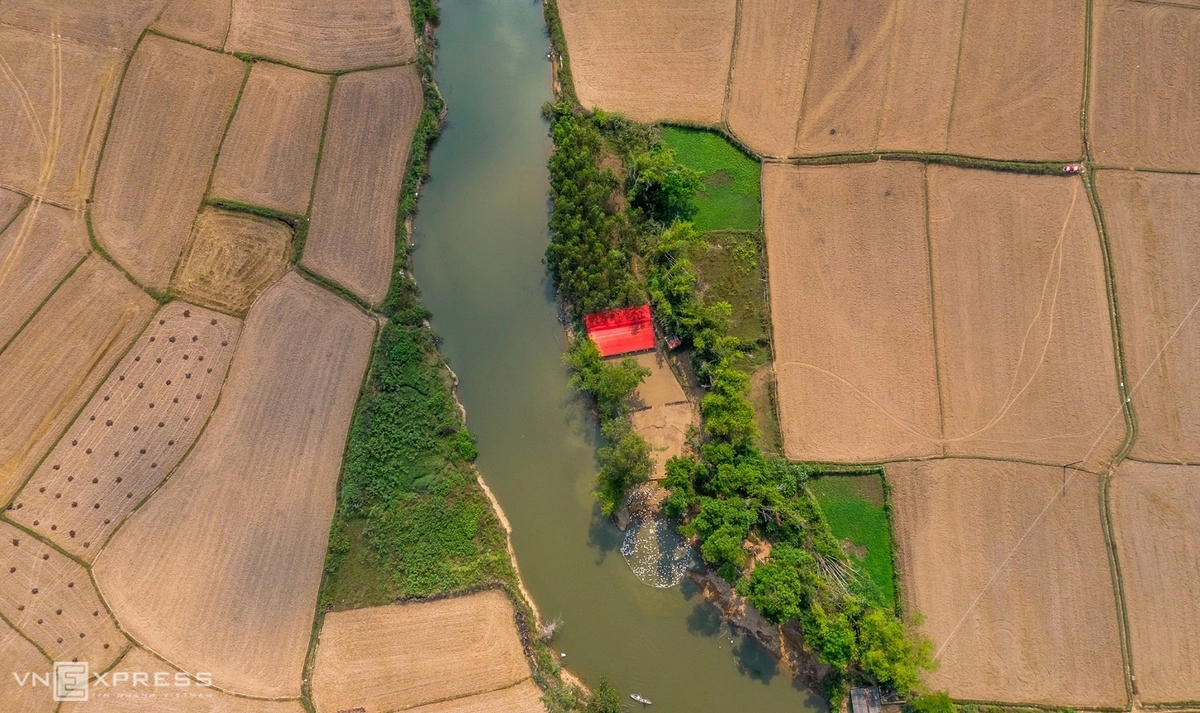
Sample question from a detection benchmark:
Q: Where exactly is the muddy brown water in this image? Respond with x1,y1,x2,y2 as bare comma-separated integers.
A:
410,1,825,710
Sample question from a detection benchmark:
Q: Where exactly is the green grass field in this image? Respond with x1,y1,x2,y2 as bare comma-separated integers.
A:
686,231,769,357
807,474,897,609
661,126,761,232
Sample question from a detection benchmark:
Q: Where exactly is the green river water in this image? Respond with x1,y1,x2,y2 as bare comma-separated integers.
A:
410,1,825,710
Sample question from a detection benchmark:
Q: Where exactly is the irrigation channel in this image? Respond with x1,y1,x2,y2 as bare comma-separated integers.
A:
410,1,824,710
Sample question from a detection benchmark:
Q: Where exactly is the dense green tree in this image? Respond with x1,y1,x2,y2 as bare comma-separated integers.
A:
595,417,653,515
585,677,623,713
856,607,934,692
906,692,956,713
629,147,702,223
563,338,649,420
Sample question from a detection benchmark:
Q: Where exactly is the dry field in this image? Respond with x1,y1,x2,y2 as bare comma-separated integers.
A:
890,459,1125,707
792,0,894,155
1099,170,1200,462
94,273,374,698
91,35,244,291
725,0,819,158
927,167,1123,467
0,26,124,208
172,208,293,314
11,302,241,561
631,351,687,408
0,0,165,50
0,204,89,346
209,62,330,216
0,255,154,504
631,403,694,480
151,0,231,50
303,65,421,304
62,646,307,713
945,0,1085,160
556,0,736,125
405,680,547,713
225,0,416,72
874,0,965,153
0,618,51,713
763,161,941,462
1110,461,1200,703
311,590,532,713
0,188,25,226
0,521,128,671
1090,0,1200,172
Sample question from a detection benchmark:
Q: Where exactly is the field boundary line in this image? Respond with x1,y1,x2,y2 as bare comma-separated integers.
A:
294,266,377,316
789,0,825,154
301,74,338,257
142,27,223,55
1126,0,1200,11
382,674,537,712
1125,456,1200,466
0,251,87,359
920,165,948,454
942,0,970,149
1081,0,1096,162
1093,165,1200,177
0,183,73,211
718,0,743,131
0,193,31,234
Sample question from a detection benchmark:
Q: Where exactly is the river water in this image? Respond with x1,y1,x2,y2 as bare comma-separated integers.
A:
410,1,824,710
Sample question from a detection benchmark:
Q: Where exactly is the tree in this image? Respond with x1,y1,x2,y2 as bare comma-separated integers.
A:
585,677,623,713
564,338,649,419
595,417,653,515
629,147,702,223
906,692,956,713
855,607,935,693
738,556,805,623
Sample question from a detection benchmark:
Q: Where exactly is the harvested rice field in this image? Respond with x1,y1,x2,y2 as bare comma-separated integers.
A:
311,590,532,713
209,62,330,216
0,520,128,671
1110,461,1200,703
225,0,416,72
94,274,374,698
303,65,421,304
0,255,154,504
946,0,1086,160
0,618,50,713
763,161,941,463
11,302,241,561
151,0,231,50
556,0,736,125
172,208,293,314
890,459,1125,707
91,35,245,291
0,204,89,346
0,0,165,50
1090,0,1200,173
404,680,547,713
0,188,25,227
61,646,307,713
0,26,124,208
1098,170,1200,462
927,167,1123,467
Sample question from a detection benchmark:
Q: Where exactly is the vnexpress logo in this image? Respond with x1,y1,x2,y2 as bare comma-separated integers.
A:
54,661,89,702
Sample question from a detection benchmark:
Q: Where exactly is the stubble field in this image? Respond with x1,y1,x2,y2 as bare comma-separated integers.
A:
94,274,375,698
151,0,231,50
0,204,89,346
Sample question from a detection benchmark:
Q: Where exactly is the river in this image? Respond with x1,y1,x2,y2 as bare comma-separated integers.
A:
410,1,825,710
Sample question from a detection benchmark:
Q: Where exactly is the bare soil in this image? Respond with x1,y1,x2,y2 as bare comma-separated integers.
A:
172,208,293,315
725,0,820,158
763,161,942,462
225,0,416,72
0,26,124,208
0,255,154,504
0,204,89,346
631,403,695,480
1098,170,1200,462
889,458,1125,707
557,0,736,124
1110,461,1200,703
93,273,375,698
11,302,242,561
311,590,532,713
928,167,1124,468
630,350,687,409
91,35,244,291
151,0,231,50
1090,0,1200,173
0,520,128,671
303,64,421,304
946,0,1086,160
209,62,330,216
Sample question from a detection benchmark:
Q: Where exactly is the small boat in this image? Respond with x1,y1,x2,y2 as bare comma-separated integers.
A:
630,693,652,705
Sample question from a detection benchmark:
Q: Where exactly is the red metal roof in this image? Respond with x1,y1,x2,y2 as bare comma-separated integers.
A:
584,305,656,357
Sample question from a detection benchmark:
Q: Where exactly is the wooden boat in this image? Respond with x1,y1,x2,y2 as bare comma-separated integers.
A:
630,693,652,705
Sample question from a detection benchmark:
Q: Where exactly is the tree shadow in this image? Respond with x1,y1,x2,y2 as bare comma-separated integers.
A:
732,634,780,685
585,502,622,564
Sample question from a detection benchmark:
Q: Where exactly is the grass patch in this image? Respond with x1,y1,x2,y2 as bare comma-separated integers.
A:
807,474,896,609
661,126,761,232
685,230,770,365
